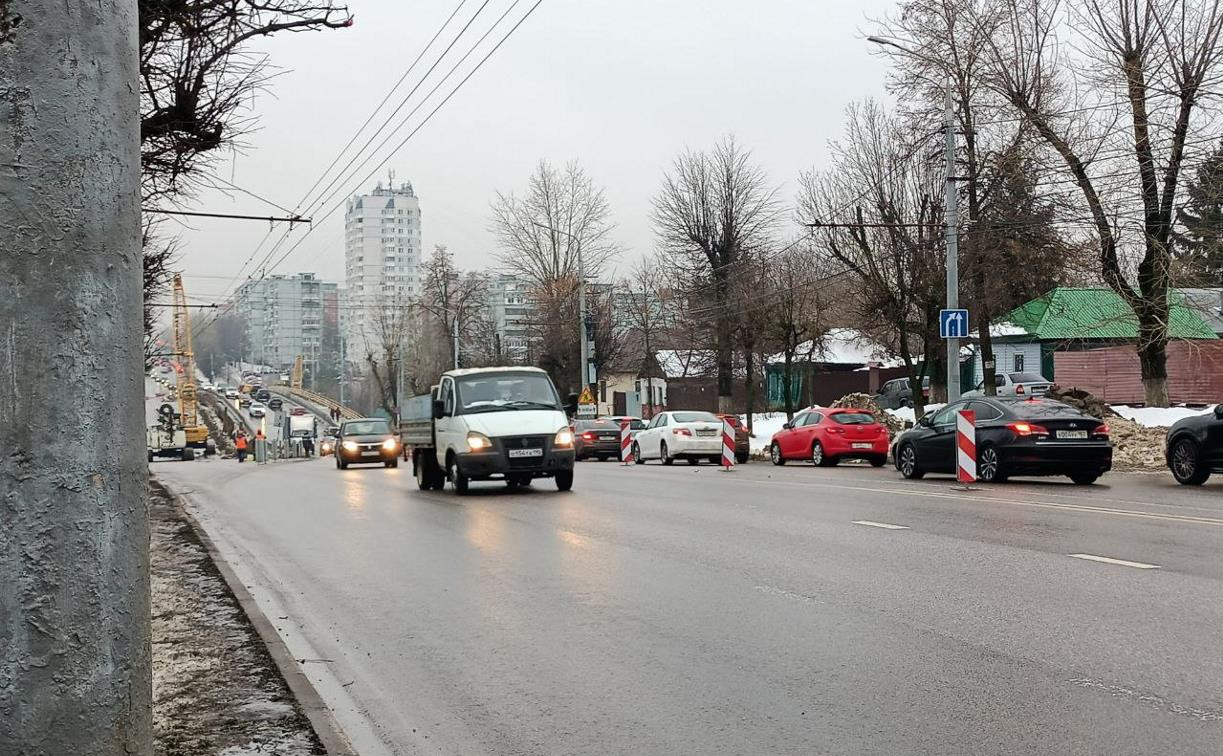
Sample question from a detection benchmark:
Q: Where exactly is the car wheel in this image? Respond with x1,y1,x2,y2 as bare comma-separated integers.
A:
1170,437,1211,485
555,470,574,491
708,455,722,465
977,444,1006,483
736,451,750,464
1069,471,1101,485
770,442,785,466
897,443,923,479
869,455,887,468
597,455,609,462
633,442,644,465
660,441,674,466
812,441,833,467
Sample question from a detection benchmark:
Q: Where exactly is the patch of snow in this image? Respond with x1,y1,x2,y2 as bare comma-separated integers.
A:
885,403,945,425
766,328,900,367
740,408,822,454
1110,405,1216,428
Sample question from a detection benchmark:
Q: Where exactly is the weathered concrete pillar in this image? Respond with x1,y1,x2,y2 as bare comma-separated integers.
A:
0,1,150,753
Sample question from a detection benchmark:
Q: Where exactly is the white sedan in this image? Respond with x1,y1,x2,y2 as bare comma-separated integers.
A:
248,402,267,418
631,410,726,465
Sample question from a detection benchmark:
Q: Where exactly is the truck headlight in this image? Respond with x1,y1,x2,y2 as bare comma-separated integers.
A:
466,432,493,451
341,440,358,452
381,438,398,451
554,428,574,447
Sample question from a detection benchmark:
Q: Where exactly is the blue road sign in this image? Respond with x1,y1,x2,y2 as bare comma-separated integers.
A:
940,309,969,339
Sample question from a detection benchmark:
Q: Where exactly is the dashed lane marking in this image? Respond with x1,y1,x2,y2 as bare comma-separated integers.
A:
1068,553,1160,570
852,520,910,530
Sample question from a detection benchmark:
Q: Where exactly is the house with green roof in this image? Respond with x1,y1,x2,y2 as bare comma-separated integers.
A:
970,287,1218,387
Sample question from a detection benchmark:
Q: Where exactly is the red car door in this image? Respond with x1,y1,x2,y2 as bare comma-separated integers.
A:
779,412,808,458
804,412,827,457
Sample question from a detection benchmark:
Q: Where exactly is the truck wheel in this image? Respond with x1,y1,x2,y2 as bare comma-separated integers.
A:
555,470,574,491
449,458,470,495
148,450,154,463
181,447,195,461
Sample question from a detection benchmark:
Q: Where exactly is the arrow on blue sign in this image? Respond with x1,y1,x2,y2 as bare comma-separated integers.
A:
940,309,969,339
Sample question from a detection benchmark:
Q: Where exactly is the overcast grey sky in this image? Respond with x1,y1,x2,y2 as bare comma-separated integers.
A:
173,0,898,303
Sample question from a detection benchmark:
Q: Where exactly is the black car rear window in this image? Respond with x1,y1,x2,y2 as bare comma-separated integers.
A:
1009,372,1047,383
831,412,876,424
578,420,618,430
1004,399,1083,418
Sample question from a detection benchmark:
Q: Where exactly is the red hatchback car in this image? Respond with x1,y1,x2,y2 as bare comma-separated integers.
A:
769,408,890,467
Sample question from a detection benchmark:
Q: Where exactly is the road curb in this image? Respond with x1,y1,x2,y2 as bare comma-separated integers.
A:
151,477,358,756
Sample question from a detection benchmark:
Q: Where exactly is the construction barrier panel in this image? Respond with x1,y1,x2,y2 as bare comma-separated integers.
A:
620,420,634,465
721,418,736,470
956,409,976,484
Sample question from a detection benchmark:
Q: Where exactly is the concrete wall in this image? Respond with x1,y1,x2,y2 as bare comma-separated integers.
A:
0,1,150,752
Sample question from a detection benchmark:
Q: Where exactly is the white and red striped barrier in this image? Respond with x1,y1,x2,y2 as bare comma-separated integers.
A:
620,420,634,465
721,418,736,470
956,409,976,485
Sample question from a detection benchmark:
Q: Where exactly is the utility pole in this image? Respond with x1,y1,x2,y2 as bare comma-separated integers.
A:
942,77,962,402
339,334,346,407
867,36,961,402
0,1,151,753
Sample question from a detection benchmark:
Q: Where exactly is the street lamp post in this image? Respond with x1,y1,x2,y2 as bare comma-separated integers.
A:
867,35,962,402
531,222,593,390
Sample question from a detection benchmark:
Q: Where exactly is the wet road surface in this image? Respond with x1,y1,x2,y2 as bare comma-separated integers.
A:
153,455,1223,755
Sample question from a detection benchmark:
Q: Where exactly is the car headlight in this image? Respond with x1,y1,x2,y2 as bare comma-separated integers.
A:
341,440,358,452
381,438,399,451
554,428,574,447
466,431,493,451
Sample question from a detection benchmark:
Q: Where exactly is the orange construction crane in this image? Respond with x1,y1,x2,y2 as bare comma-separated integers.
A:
172,274,210,450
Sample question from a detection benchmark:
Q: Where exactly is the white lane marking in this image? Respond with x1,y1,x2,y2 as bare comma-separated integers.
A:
852,520,910,530
1068,553,1160,570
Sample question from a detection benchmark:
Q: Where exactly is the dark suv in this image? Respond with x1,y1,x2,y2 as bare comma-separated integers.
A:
334,418,400,469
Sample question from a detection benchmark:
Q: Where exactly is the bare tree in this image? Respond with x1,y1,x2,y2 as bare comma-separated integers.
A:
979,0,1223,406
416,245,491,372
617,257,676,415
754,242,835,420
651,136,782,413
363,299,412,419
797,101,947,415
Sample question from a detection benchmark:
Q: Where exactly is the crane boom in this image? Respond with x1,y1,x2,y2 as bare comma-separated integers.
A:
172,274,208,446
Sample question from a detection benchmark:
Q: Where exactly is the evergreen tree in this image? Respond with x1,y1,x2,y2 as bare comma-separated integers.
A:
1175,139,1223,286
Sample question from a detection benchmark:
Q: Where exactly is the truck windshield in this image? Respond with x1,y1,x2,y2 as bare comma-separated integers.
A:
457,372,560,413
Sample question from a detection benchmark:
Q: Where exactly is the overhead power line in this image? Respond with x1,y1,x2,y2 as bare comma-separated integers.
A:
143,208,311,223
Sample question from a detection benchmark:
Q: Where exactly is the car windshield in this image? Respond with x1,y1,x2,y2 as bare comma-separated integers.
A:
456,372,560,413
671,411,718,423
1009,372,1047,383
831,411,876,425
344,420,390,435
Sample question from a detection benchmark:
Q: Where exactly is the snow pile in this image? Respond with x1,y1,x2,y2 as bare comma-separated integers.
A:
1110,405,1216,428
741,413,795,454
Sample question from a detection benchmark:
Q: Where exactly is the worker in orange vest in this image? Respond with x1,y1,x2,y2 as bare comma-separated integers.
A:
235,432,248,463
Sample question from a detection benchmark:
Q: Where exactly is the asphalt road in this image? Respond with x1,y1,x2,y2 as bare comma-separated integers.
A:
153,454,1223,755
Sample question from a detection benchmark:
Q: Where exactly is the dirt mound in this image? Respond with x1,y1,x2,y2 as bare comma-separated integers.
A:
831,392,904,435
1047,385,1164,470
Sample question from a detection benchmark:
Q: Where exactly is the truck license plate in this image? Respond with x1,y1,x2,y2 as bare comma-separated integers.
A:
852,442,872,449
508,448,543,458
1056,430,1088,439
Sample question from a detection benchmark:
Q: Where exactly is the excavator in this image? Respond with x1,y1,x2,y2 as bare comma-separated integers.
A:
168,274,213,455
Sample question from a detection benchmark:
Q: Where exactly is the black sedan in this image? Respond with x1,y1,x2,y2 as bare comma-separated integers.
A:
573,418,623,461
892,397,1112,485
1165,406,1223,485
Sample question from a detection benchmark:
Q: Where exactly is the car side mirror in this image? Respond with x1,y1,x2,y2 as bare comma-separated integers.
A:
917,415,931,427
432,399,445,420
564,392,579,415
782,422,792,430
1215,404,1223,419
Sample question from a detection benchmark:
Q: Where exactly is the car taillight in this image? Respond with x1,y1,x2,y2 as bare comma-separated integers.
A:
582,431,595,440
1094,423,1109,438
673,428,692,436
1007,421,1048,437
827,427,844,434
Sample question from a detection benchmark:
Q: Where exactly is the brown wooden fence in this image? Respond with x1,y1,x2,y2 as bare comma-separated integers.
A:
1053,341,1223,405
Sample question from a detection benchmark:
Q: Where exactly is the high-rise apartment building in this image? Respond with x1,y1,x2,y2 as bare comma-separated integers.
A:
234,273,338,376
343,179,421,356
484,272,536,362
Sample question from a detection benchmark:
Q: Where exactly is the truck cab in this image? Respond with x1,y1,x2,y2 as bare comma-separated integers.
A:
405,367,576,494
